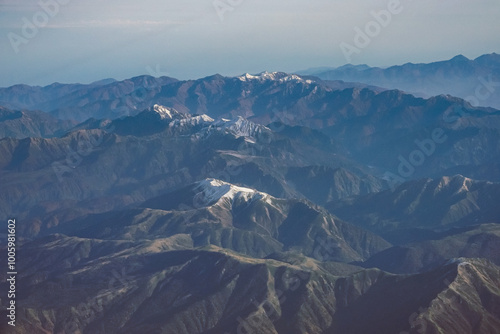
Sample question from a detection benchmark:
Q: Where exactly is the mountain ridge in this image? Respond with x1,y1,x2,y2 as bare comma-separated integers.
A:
307,53,500,109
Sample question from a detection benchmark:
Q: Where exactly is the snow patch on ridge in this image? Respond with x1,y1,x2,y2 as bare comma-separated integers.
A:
446,257,472,266
153,104,270,141
169,114,214,129
153,104,184,120
195,179,266,206
210,116,269,138
237,71,312,84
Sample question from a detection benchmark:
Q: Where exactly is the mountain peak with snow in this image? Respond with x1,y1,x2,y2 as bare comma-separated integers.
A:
194,178,267,206
237,71,312,84
210,116,270,139
152,104,188,120
160,111,268,141
147,104,215,130
168,114,214,129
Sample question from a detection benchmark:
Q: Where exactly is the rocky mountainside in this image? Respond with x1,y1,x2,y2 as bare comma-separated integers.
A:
285,166,386,205
328,175,500,242
1,234,498,334
57,179,390,263
0,107,383,238
0,76,176,121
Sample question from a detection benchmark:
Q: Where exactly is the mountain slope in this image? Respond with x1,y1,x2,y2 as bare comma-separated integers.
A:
329,258,500,334
2,235,499,334
61,179,391,263
328,175,500,242
0,106,77,139
286,166,385,205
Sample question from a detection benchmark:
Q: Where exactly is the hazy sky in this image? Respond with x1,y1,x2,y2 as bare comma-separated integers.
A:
1,0,499,86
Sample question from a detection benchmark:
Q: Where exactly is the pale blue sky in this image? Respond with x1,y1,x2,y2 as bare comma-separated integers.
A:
1,0,499,86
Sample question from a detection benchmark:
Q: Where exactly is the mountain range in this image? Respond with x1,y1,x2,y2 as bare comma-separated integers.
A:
1,54,499,333
328,175,500,243
299,53,500,109
2,235,499,333
2,69,500,183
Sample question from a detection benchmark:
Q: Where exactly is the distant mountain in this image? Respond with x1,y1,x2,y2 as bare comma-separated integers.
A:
328,175,500,243
183,75,500,182
296,66,336,75
0,78,116,110
319,78,385,92
0,75,178,121
309,53,500,109
296,64,370,77
1,72,332,121
0,106,77,139
2,70,500,182
2,234,499,334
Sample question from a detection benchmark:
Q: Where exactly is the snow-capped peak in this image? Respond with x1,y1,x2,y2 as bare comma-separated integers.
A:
153,104,186,120
169,114,214,129
237,71,312,84
194,179,265,206
210,116,270,138
149,105,270,141
238,71,285,81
